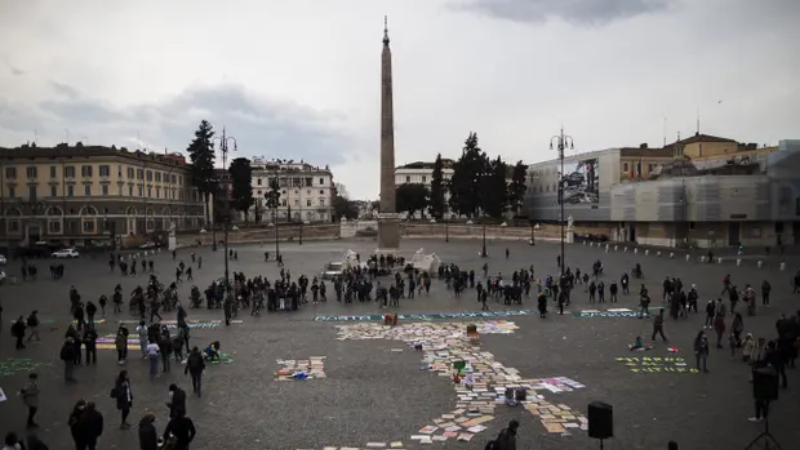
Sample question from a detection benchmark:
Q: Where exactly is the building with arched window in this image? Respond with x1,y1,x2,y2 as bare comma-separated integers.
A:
0,144,206,248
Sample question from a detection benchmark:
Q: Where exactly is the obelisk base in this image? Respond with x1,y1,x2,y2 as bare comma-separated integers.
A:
376,213,401,255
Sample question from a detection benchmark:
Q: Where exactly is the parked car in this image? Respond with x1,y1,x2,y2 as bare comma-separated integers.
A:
0,254,7,265
140,241,158,249
52,248,80,259
321,262,344,280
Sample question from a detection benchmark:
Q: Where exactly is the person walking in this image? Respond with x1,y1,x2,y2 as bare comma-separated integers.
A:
494,419,519,450
11,316,27,349
26,311,41,343
652,310,668,342
68,400,87,450
115,327,128,365
60,338,77,382
83,325,98,365
162,413,196,450
167,384,187,419
4,432,25,450
184,347,205,397
77,401,104,450
713,314,726,349
138,413,159,450
113,371,133,429
19,373,40,428
693,330,710,373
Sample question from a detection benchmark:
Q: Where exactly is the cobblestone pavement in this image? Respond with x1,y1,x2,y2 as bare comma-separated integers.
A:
0,238,798,450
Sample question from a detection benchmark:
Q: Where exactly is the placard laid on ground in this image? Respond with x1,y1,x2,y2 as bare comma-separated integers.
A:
315,310,532,322
573,307,665,318
616,356,699,373
274,356,326,380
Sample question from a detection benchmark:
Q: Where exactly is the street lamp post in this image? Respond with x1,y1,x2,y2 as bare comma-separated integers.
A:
445,213,449,243
481,221,487,258
211,127,237,299
550,127,574,278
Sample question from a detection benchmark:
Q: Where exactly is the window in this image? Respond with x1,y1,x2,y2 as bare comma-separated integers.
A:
137,168,144,180
257,178,262,186
48,220,61,233
128,186,133,196
99,165,110,176
26,166,37,178
84,185,91,196
81,165,93,177
648,164,654,172
319,198,326,206
138,186,143,197
147,187,152,197
64,166,76,177
156,187,161,198
9,220,20,232
67,185,74,197
170,174,177,184
319,178,324,185
306,199,312,207
623,162,629,172
118,165,123,176
294,199,300,206
4,167,16,178
155,172,161,182
405,176,410,183
118,186,123,196
82,220,95,232
127,167,134,178
50,185,57,197
422,175,427,183
102,185,109,196
50,166,57,178
146,170,153,181
28,185,37,200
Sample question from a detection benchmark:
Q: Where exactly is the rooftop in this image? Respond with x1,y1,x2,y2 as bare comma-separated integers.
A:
0,143,188,166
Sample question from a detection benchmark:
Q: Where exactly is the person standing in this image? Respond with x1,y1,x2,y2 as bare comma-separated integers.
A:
11,316,27,349
184,347,205,397
693,330,710,373
167,384,187,419
135,321,148,359
60,338,77,382
83,325,98,365
713,314,726,349
145,339,160,377
68,400,87,450
761,280,771,307
26,311,41,343
112,370,133,429
652,310,668,342
114,327,128,365
138,413,159,450
19,373,40,428
495,419,519,450
77,401,104,450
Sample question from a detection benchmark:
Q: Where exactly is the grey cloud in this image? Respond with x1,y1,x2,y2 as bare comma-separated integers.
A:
454,0,674,25
1,83,353,166
51,81,79,98
3,55,25,76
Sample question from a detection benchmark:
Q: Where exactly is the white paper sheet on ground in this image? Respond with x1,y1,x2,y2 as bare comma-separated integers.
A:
606,308,632,313
0,388,6,403
366,443,386,447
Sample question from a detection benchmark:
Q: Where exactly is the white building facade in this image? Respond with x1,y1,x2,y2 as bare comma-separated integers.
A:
249,158,334,223
394,160,454,218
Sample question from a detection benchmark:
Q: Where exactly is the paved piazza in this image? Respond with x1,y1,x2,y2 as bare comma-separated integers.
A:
1,238,799,450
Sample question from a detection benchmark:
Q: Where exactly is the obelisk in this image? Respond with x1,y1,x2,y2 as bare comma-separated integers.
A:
377,16,401,253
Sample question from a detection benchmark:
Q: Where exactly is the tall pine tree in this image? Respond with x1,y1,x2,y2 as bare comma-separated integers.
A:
428,153,446,220
449,132,488,218
481,156,508,219
186,120,217,226
228,157,255,223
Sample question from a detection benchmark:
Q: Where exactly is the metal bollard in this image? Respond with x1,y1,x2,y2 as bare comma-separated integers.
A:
699,256,705,263
686,254,691,262
736,259,742,266
606,244,610,251
645,250,649,256
780,262,786,271
656,251,661,257
614,245,618,251
634,248,638,254
624,247,628,252
717,257,723,264
757,261,763,268
590,242,594,247
669,253,674,258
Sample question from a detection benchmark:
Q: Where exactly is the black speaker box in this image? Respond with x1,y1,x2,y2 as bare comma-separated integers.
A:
753,366,779,401
514,387,527,402
588,401,614,439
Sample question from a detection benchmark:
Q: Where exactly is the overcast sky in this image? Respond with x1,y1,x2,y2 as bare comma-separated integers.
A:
1,0,798,199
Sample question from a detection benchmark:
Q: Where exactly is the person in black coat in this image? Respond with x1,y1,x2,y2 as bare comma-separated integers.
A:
77,401,104,450
163,413,196,450
167,384,187,419
68,400,87,450
138,413,158,450
11,316,27,349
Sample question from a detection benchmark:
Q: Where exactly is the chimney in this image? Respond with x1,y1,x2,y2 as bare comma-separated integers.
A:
639,143,648,149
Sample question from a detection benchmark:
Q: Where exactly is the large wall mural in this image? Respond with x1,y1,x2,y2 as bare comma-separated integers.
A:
560,158,599,204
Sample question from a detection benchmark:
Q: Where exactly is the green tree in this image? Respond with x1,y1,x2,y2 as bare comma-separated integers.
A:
264,179,281,223
428,153,446,219
186,120,217,226
332,183,358,221
228,157,255,223
507,160,528,216
481,156,508,219
449,132,489,218
396,183,430,219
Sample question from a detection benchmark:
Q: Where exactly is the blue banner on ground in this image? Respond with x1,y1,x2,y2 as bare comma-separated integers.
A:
314,310,532,322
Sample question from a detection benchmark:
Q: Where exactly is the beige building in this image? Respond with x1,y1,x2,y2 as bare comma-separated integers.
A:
249,158,334,223
0,144,205,248
525,134,797,248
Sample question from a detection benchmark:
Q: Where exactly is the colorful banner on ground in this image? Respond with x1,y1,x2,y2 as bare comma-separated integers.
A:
314,310,533,322
572,307,664,318
615,356,699,374
116,319,242,329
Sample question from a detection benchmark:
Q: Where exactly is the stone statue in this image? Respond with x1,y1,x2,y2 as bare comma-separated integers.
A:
168,221,177,237
567,216,575,230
